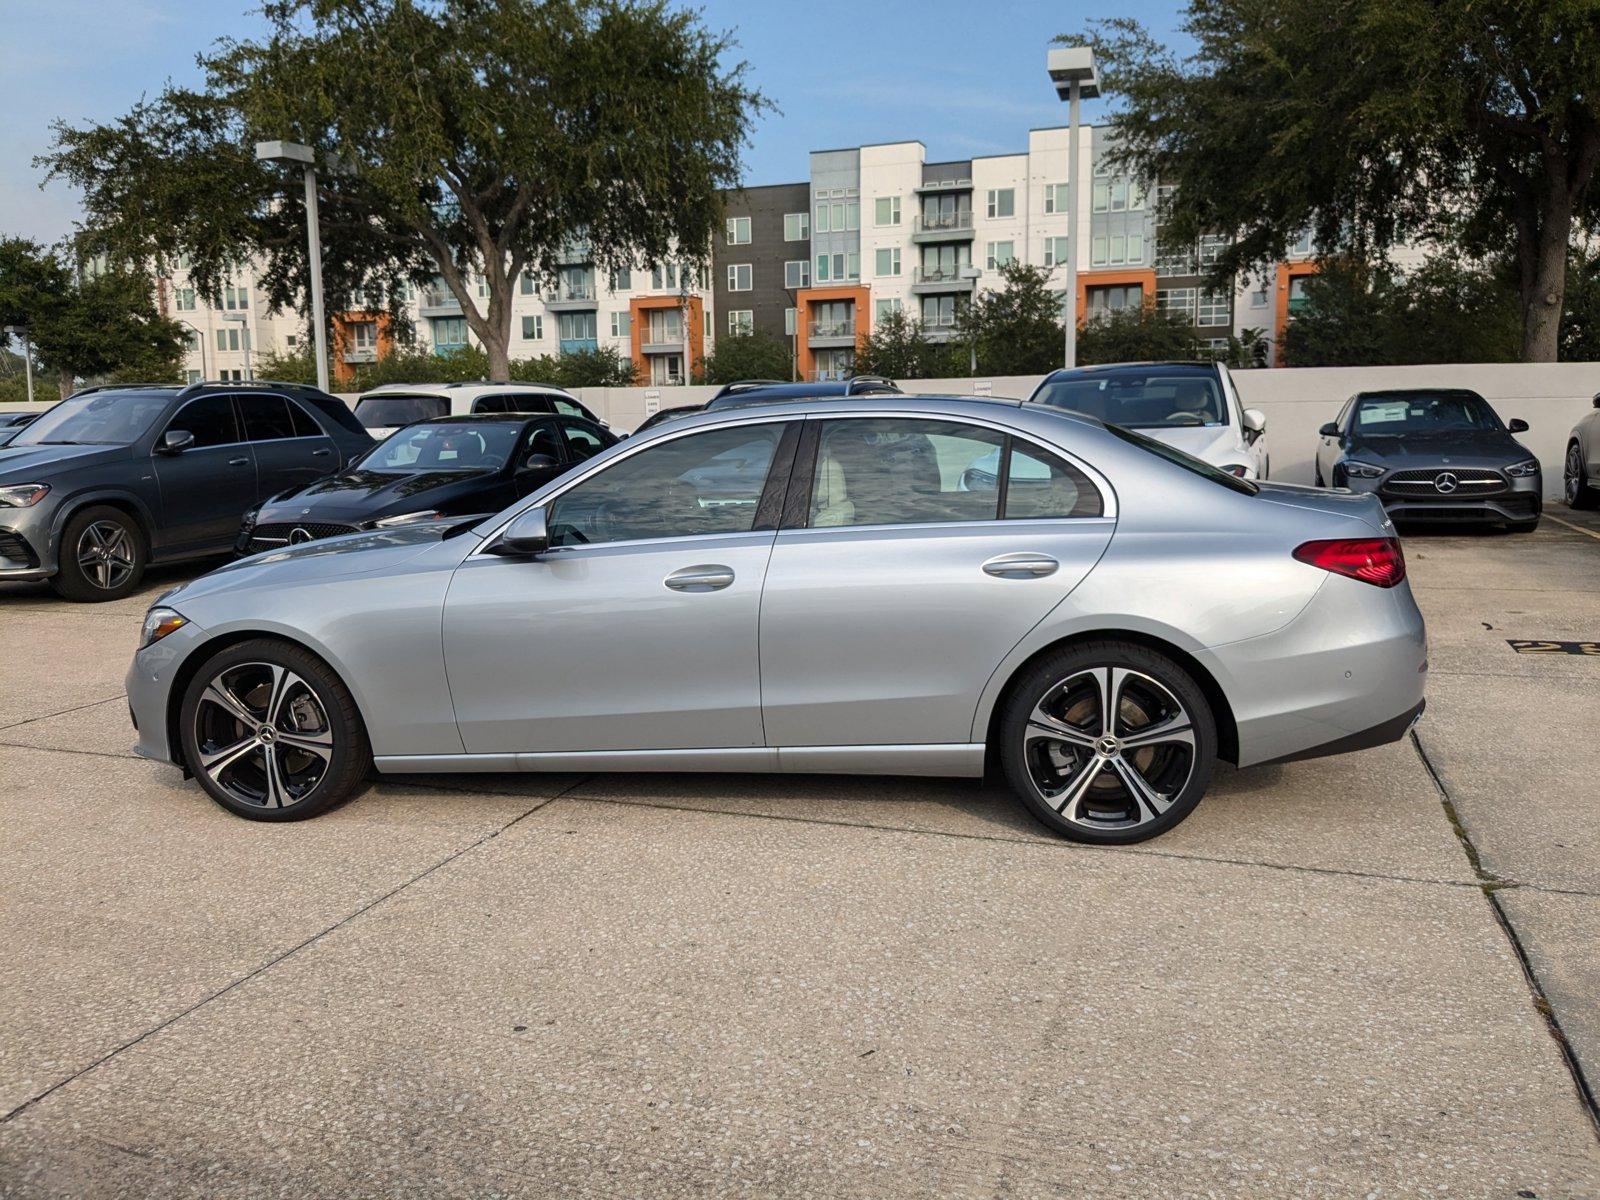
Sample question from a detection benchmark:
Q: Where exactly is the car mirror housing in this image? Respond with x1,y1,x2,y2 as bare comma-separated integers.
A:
520,452,560,473
1507,418,1530,433
1242,408,1266,433
1318,422,1340,438
1592,393,1600,409
488,507,550,557
159,429,195,455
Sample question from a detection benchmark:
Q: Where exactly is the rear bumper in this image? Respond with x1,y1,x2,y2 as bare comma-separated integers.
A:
1256,699,1424,766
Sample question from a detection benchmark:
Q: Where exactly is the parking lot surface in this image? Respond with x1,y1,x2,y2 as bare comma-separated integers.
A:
2,509,1598,1197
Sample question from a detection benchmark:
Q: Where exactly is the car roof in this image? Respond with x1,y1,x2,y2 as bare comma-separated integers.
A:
705,378,899,405
1041,361,1219,381
1352,388,1487,400
631,393,1069,435
409,412,550,425
361,381,575,399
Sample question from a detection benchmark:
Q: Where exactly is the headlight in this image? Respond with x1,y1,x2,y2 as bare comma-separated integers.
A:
139,606,188,649
240,506,260,532
0,483,50,507
1505,459,1540,477
371,510,446,528
1342,460,1385,479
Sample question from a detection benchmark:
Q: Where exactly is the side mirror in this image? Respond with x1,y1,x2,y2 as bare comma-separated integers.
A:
1508,418,1529,434
159,429,195,455
519,452,560,473
1242,409,1266,433
1318,422,1340,438
488,507,549,558
1592,393,1600,410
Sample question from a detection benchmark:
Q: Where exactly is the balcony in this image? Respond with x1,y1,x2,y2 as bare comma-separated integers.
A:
919,317,960,343
914,178,974,195
910,266,978,295
807,320,856,349
641,335,686,355
342,346,378,364
911,212,975,244
418,288,462,317
555,239,593,265
545,285,598,312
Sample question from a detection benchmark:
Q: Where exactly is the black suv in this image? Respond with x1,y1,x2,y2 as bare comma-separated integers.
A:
0,380,373,600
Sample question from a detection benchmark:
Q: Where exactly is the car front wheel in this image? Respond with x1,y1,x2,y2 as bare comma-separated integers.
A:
50,505,146,602
179,638,370,821
999,641,1216,844
1567,442,1599,509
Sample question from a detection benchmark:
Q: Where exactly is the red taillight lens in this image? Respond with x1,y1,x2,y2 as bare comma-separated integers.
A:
1292,537,1406,587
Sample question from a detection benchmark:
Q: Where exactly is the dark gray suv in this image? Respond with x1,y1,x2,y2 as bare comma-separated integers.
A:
0,381,372,600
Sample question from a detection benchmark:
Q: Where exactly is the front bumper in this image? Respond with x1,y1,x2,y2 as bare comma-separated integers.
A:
0,519,54,579
125,618,210,766
1342,472,1542,524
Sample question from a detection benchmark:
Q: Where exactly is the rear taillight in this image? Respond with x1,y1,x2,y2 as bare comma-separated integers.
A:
1292,537,1406,587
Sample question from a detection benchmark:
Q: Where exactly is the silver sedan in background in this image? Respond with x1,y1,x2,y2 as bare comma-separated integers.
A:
127,396,1426,844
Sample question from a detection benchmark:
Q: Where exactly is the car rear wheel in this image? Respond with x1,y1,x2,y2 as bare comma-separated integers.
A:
179,639,370,821
50,506,146,602
1567,442,1599,509
999,641,1216,844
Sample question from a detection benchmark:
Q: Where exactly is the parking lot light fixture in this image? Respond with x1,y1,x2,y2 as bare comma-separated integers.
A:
256,140,329,393
1047,46,1100,370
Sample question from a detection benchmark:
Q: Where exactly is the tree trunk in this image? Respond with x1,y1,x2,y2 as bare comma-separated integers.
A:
484,329,512,383
57,368,75,401
1519,184,1572,363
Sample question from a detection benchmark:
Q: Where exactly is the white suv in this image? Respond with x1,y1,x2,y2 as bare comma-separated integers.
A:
352,382,609,439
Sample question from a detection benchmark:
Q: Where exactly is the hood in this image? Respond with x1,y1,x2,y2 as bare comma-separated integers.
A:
1138,424,1246,469
0,442,130,480
1349,428,1529,465
257,468,498,520
167,520,476,606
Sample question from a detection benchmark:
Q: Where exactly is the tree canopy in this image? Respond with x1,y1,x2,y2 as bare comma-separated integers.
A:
1075,0,1600,361
854,307,950,380
956,261,1065,376
697,332,793,385
42,0,768,381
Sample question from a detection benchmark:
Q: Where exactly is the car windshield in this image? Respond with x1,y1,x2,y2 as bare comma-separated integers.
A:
353,393,448,429
356,422,520,473
1353,392,1502,434
12,390,172,446
1032,369,1228,429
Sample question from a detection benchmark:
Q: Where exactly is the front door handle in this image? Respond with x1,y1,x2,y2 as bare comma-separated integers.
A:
982,552,1059,579
227,457,250,467
664,564,735,592
311,448,332,457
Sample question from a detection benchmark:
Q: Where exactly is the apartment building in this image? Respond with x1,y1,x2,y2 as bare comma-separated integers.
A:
714,181,812,367
158,260,302,383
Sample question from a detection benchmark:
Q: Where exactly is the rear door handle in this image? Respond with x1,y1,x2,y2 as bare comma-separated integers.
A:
312,448,332,457
982,552,1059,579
664,564,735,592
227,457,250,467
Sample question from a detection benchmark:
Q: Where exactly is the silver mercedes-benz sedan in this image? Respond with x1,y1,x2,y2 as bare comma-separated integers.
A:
126,396,1427,844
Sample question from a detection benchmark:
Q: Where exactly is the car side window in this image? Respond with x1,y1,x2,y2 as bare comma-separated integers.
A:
165,395,238,448
1003,441,1104,519
472,396,510,414
552,398,588,420
285,399,322,438
559,418,609,463
524,422,564,462
548,423,788,547
238,395,298,441
809,418,1005,528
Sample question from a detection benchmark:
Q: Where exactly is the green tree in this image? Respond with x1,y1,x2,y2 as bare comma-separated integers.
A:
1077,1,1600,361
1076,305,1204,365
854,307,948,379
42,0,767,382
1278,259,1399,367
253,346,318,385
695,332,792,385
955,261,1065,375
1560,246,1600,360
544,346,640,388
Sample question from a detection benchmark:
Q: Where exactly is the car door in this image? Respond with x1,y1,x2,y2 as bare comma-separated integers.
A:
150,394,258,552
238,393,337,500
442,418,799,754
758,414,1116,749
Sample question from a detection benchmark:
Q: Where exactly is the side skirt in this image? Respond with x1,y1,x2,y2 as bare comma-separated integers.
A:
374,743,987,778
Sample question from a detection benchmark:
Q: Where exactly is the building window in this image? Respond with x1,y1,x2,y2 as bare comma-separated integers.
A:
1128,232,1145,263
651,263,679,291
558,312,597,342
519,273,536,295
920,294,959,328
784,212,809,241
1091,181,1109,213
874,196,901,226
875,247,901,277
1091,236,1108,267
285,334,298,348
433,316,469,348
874,298,903,322
1043,183,1069,214
223,283,248,311
610,311,631,338
216,327,241,352
726,263,752,291
1288,228,1314,257
728,309,754,335
1197,235,1228,269
174,287,196,312
185,370,202,384
610,267,632,291
1196,289,1230,327
985,188,1015,219
815,254,830,283
1155,183,1178,220
985,241,1015,270
784,307,797,336
845,200,859,231
784,259,810,289
522,314,543,339
1249,282,1270,308
1155,288,1196,319
726,216,752,245
1043,236,1070,267
350,321,377,349
1087,285,1143,316
1155,244,1199,277
815,203,830,234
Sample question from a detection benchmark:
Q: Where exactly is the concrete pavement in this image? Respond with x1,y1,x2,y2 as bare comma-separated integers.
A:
1,514,1597,1197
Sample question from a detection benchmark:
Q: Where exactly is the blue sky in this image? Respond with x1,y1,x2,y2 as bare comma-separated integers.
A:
0,0,1189,245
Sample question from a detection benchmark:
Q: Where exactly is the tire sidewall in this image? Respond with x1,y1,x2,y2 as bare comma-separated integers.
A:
1000,641,1217,845
52,505,146,602
179,638,368,822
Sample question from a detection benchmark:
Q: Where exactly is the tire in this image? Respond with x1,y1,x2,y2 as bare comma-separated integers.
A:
49,505,146,602
179,638,370,822
1567,441,1600,510
999,641,1216,845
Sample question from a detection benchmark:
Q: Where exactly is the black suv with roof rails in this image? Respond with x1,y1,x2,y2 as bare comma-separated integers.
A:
634,375,903,433
0,379,373,600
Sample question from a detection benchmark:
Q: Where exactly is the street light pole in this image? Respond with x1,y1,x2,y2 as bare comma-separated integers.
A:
1047,47,1100,371
256,141,330,393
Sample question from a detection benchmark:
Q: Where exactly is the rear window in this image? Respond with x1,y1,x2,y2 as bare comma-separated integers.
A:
301,394,369,437
1033,367,1228,429
1105,422,1258,495
353,394,448,429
